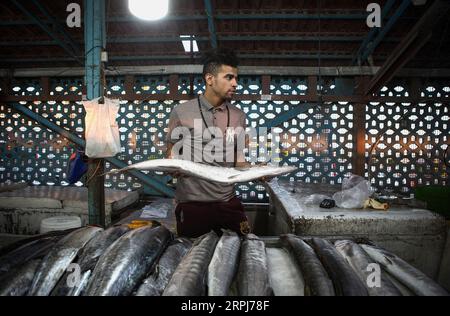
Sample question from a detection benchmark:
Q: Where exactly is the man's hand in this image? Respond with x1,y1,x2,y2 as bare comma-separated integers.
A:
260,175,276,182
256,162,276,182
168,170,186,178
235,161,251,170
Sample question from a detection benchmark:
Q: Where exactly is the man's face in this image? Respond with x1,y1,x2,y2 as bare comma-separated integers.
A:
206,65,238,100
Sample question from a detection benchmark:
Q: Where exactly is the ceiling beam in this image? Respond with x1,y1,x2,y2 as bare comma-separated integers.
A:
9,0,82,64
360,0,411,64
2,66,449,78
0,13,387,26
0,35,402,47
365,0,450,95
29,0,81,56
353,0,396,65
0,53,369,64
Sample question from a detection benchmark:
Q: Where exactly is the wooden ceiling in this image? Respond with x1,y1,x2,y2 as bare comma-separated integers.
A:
0,0,448,69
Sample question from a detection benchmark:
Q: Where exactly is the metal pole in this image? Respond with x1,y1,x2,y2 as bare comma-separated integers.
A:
84,0,106,227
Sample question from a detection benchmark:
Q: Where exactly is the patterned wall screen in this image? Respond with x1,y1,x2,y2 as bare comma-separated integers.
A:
366,80,449,194
1,76,448,202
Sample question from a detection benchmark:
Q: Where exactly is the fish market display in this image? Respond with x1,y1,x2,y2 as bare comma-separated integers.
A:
237,234,272,296
107,158,297,184
207,230,241,296
84,225,172,296
135,238,192,296
360,244,449,296
163,231,218,296
334,240,401,296
1,223,446,297
28,226,103,296
280,234,335,296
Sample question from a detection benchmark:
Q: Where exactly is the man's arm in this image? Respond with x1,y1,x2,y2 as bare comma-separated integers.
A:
166,142,174,159
235,112,251,169
165,109,180,159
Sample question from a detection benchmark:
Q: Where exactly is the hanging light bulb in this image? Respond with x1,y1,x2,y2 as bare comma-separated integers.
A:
128,0,169,21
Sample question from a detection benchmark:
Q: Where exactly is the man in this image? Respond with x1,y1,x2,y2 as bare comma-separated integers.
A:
165,48,251,238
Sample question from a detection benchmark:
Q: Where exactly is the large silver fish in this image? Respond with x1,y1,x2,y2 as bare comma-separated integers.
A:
360,244,449,296
280,234,335,296
107,158,297,184
237,234,272,296
334,240,401,296
207,230,241,296
84,225,172,296
0,259,41,296
0,228,76,258
311,238,368,296
51,225,131,296
0,236,59,277
163,231,218,296
266,247,305,296
28,226,103,296
135,238,192,296
384,271,415,296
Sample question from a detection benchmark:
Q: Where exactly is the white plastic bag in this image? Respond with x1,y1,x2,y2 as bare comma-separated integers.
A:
140,199,173,219
332,174,372,209
83,97,121,158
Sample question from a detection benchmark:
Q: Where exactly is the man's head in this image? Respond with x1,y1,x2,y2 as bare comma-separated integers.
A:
202,48,239,101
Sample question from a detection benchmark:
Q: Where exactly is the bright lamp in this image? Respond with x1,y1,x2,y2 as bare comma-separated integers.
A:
128,0,169,21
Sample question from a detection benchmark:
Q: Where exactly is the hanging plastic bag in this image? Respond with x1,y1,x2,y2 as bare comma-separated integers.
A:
332,174,372,209
83,97,121,158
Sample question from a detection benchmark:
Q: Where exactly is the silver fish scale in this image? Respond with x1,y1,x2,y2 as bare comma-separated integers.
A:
163,231,218,296
57,226,103,249
0,259,41,296
334,240,401,296
50,226,131,297
311,238,368,296
0,237,58,275
28,226,103,296
360,244,449,296
84,225,171,296
281,235,335,296
208,232,241,296
77,225,130,271
69,270,91,296
136,240,191,296
238,235,272,296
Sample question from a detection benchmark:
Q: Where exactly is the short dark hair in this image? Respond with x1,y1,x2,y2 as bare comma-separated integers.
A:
202,48,239,80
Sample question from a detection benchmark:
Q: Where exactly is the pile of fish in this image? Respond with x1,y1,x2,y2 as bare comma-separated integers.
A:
0,227,448,296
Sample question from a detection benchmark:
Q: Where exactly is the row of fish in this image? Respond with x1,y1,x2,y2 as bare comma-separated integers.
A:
0,226,448,296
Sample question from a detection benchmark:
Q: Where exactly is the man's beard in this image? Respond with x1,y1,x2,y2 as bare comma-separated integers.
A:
223,93,233,101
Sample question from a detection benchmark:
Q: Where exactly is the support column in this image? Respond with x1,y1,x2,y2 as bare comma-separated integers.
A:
353,77,370,177
84,0,106,227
